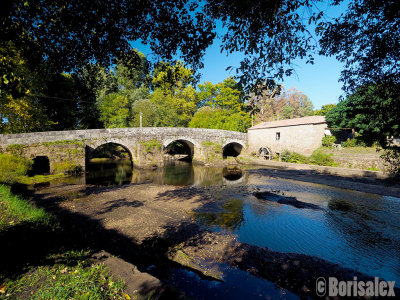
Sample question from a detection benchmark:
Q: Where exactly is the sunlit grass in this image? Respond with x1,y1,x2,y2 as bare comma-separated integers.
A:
2,250,127,299
0,184,54,230
0,153,31,184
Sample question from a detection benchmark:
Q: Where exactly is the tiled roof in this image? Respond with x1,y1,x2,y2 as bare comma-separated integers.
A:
249,116,326,130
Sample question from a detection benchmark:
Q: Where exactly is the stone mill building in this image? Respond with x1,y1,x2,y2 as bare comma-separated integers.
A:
247,116,328,157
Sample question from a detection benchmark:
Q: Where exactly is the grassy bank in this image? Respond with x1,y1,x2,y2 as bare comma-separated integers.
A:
0,184,54,230
1,250,126,299
278,149,337,167
0,153,69,185
0,182,128,298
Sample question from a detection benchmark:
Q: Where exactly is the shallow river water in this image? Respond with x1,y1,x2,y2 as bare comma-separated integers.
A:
60,160,400,298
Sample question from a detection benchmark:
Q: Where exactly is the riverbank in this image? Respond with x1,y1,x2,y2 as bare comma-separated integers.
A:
237,156,400,197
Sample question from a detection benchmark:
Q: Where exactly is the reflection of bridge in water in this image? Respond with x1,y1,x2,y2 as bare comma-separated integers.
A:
0,127,247,172
85,160,246,187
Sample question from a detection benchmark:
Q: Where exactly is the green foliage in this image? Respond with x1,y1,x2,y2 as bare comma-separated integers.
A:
342,137,366,148
0,184,54,230
0,153,32,184
309,150,337,167
139,140,162,153
280,150,309,164
322,135,336,148
280,149,337,167
52,161,83,175
320,1,398,94
131,99,157,127
314,104,336,116
98,93,130,128
197,77,244,112
150,61,199,127
189,78,251,132
366,167,380,172
115,49,149,91
16,174,67,185
326,84,399,148
189,107,251,132
151,87,197,127
380,149,400,179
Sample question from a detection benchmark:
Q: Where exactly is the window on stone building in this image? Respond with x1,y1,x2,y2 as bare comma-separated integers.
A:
276,132,280,141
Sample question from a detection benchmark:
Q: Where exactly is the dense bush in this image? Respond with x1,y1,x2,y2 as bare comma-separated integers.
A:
309,150,337,167
380,149,400,179
322,135,336,147
280,149,337,167
342,137,366,147
0,153,32,183
280,150,309,164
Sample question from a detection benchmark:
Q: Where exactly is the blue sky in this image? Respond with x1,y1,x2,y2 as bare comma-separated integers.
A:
199,41,346,110
131,2,348,110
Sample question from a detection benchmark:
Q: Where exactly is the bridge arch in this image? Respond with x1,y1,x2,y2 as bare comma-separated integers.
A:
163,139,197,161
222,140,246,158
86,142,133,165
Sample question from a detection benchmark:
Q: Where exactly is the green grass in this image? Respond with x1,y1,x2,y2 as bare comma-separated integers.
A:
309,150,337,167
366,167,380,171
0,184,55,230
0,153,32,184
52,161,83,175
280,150,310,164
1,250,127,299
16,174,67,185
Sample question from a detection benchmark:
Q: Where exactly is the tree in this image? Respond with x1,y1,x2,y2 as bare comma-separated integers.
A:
149,61,199,127
0,42,52,133
197,77,245,112
151,87,197,127
98,93,130,128
189,78,251,132
319,0,400,94
275,87,314,119
326,84,400,148
189,107,251,133
247,82,283,122
314,104,336,116
131,99,157,127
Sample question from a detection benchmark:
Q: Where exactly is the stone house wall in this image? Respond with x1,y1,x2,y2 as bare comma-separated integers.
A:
248,123,327,156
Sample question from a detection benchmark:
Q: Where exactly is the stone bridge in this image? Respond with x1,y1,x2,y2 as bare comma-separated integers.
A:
0,127,247,172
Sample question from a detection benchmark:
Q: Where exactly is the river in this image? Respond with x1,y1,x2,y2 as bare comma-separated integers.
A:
41,159,400,298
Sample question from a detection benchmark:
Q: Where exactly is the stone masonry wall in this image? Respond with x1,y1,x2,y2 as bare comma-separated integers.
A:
247,123,326,156
0,127,247,169
2,141,85,174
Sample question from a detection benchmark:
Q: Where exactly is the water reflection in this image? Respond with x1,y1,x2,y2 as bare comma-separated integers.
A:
193,174,400,286
86,159,132,186
85,160,400,285
193,198,245,231
85,159,246,186
223,166,243,181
